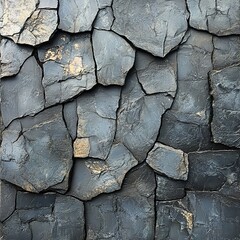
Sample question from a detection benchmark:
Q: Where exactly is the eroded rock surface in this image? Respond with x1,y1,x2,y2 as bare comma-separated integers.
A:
1,106,72,192
112,0,188,57
94,7,114,30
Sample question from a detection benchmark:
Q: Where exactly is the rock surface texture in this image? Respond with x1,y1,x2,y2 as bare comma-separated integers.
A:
1,0,240,239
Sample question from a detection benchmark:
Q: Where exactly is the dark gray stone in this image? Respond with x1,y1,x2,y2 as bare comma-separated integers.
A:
0,180,16,222
68,143,138,200
116,71,173,162
187,0,240,36
58,0,98,33
86,164,156,240
146,143,188,180
30,221,55,240
213,36,240,69
112,0,188,57
210,64,240,148
94,7,114,30
38,32,96,107
1,106,73,192
135,51,177,95
1,56,45,126
156,175,185,201
0,39,32,78
75,86,121,159
18,208,52,223
156,192,240,239
92,29,135,86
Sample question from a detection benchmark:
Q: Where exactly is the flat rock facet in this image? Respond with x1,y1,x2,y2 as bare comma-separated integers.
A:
112,0,188,57
93,29,135,86
94,7,114,30
210,64,240,148
38,32,96,106
1,106,73,192
69,143,138,200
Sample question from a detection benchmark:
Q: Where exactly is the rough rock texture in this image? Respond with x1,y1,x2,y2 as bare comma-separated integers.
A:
38,32,96,107
1,56,45,126
68,143,138,200
94,7,114,30
210,64,240,148
146,143,188,180
85,164,156,240
112,0,188,57
187,0,240,36
1,106,72,192
75,86,121,160
0,39,33,78
93,29,135,86
116,70,173,162
58,0,99,33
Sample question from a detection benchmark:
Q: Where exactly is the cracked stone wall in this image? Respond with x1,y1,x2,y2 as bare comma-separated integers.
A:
0,0,240,239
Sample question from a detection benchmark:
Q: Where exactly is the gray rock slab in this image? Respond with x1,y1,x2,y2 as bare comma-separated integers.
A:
0,180,16,222
135,51,177,95
0,39,33,78
1,106,73,192
75,86,121,160
68,143,138,200
85,164,156,240
146,143,188,180
58,0,98,33
94,7,114,30
213,36,240,69
1,56,45,127
210,64,240,148
92,29,135,86
187,0,240,36
116,71,173,162
38,32,96,106
96,0,112,8
112,0,188,57
0,0,58,46
156,192,240,239
38,0,58,8
156,175,186,201
186,151,240,197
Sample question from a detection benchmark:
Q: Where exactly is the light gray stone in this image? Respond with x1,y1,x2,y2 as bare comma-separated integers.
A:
94,7,114,30
187,0,240,36
68,143,138,200
39,0,58,8
1,56,44,127
96,0,112,8
75,86,121,160
93,29,135,86
210,64,240,148
146,143,188,180
0,39,32,78
58,0,99,33
38,32,96,106
112,0,188,57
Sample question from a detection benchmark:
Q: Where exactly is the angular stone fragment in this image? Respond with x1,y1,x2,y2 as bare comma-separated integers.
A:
75,86,121,159
1,56,44,126
96,0,112,8
0,39,32,78
94,7,114,30
0,106,73,192
93,30,135,86
210,64,240,148
0,180,16,222
38,0,58,8
85,164,156,239
135,50,177,95
0,0,58,46
58,0,98,33
159,29,213,152
116,70,173,162
156,192,240,239
156,175,186,201
213,36,240,69
146,143,188,180
38,32,96,106
187,0,240,36
73,138,90,158
112,0,188,57
186,151,240,197
68,143,138,200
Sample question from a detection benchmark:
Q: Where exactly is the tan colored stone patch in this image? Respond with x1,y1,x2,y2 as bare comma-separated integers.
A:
45,46,64,61
64,56,85,76
74,138,90,158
